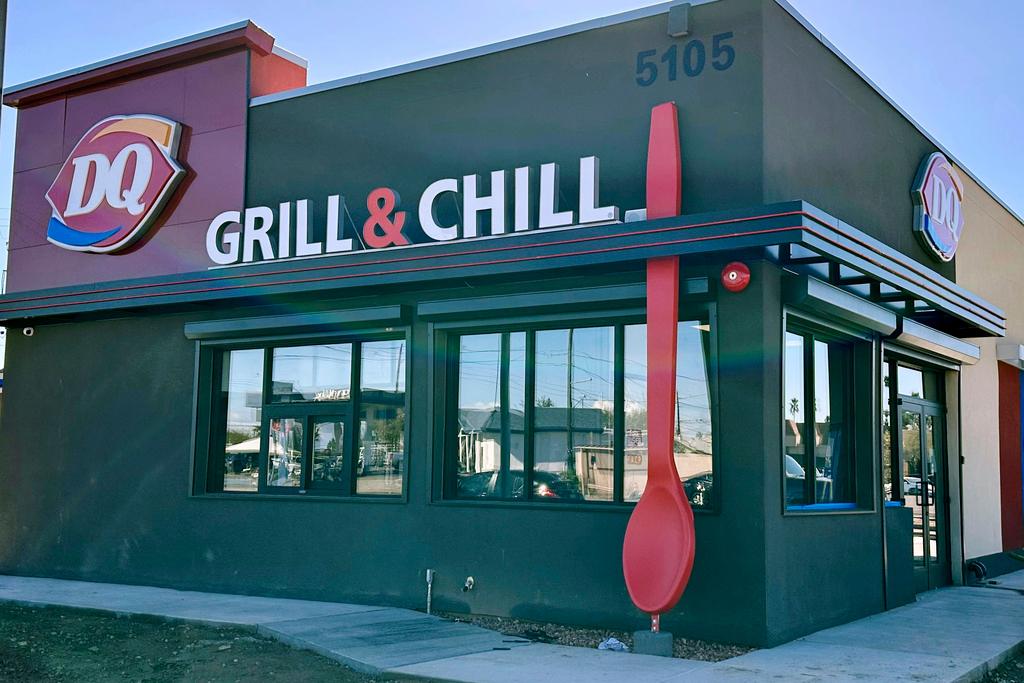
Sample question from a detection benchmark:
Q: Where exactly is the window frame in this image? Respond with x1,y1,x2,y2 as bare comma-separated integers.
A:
430,304,720,512
782,310,875,515
190,326,411,502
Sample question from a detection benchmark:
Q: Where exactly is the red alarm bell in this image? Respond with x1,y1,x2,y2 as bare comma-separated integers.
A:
721,262,751,292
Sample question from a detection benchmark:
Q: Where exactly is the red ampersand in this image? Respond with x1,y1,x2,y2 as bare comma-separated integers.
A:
363,187,409,248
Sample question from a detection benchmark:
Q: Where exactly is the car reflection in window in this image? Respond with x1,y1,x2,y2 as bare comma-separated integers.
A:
785,454,833,503
459,468,715,506
457,470,584,501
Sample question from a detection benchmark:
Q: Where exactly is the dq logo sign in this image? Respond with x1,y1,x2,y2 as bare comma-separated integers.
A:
912,152,965,262
45,114,186,253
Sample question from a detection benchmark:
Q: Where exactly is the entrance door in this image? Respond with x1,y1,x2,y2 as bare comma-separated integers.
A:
898,399,950,592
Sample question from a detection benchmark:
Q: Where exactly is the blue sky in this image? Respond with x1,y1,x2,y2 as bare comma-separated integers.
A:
0,0,1021,297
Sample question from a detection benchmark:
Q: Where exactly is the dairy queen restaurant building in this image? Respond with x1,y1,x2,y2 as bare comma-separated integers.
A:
1,0,1022,648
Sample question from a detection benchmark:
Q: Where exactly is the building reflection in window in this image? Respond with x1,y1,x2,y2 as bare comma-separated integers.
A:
453,319,714,506
356,340,406,495
271,344,352,403
623,322,714,508
267,417,303,488
221,348,264,493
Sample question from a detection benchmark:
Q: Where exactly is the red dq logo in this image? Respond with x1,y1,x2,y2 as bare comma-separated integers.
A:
912,152,965,262
45,114,186,253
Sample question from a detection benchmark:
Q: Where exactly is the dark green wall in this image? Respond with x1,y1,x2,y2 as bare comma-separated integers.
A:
245,0,765,239
0,260,783,645
761,1,951,278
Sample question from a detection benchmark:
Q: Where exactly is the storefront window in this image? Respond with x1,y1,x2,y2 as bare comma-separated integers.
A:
271,344,351,402
356,340,407,495
623,322,714,508
449,317,715,507
455,333,502,497
896,365,941,401
312,417,345,486
783,332,807,505
784,325,857,508
534,327,615,501
267,417,303,488
220,349,264,493
882,362,893,501
204,336,407,498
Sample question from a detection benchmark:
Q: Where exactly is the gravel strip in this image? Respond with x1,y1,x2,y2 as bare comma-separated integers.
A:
440,612,752,662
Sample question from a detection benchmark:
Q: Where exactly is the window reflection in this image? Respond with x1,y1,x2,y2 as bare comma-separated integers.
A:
272,344,352,402
509,333,527,497
897,365,941,401
623,322,714,508
357,340,406,495
814,340,853,504
267,418,303,487
897,366,924,399
533,327,614,502
902,409,925,565
221,349,264,493
784,332,807,505
785,330,855,507
312,418,345,485
456,334,502,498
882,363,893,500
451,320,715,505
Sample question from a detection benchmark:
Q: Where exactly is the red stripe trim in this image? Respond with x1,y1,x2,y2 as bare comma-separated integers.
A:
0,210,807,305
0,225,802,312
0,212,1003,327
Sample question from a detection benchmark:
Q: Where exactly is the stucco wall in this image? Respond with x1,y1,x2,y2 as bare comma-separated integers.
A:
955,168,1024,559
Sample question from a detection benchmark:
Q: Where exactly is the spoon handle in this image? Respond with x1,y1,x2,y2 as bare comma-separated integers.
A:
622,101,696,623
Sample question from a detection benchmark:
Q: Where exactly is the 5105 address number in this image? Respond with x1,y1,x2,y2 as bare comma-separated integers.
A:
635,32,736,86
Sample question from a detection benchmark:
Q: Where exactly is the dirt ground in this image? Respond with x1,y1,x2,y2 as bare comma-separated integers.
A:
0,603,412,682
441,612,752,662
986,651,1024,683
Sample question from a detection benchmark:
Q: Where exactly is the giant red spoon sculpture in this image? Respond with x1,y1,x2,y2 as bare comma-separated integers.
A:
622,101,696,633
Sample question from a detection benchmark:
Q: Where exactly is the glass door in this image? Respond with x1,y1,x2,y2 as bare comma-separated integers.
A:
899,399,950,592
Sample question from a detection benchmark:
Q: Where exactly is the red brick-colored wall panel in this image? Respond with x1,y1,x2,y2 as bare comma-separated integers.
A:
183,49,249,134
6,50,251,293
250,51,307,98
13,98,66,173
60,68,187,159
998,362,1024,551
8,164,63,251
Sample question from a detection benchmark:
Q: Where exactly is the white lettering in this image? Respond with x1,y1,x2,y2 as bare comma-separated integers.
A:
538,163,573,229
419,178,459,241
243,206,275,263
105,143,152,216
206,211,242,265
325,195,352,253
578,156,620,224
513,166,533,232
64,154,110,217
931,177,959,231
463,171,506,237
295,199,321,257
278,202,292,258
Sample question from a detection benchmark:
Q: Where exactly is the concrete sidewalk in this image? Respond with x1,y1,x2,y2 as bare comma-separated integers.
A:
0,572,1021,682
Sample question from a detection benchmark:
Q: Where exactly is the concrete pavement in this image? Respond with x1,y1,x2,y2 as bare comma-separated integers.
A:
0,571,1021,681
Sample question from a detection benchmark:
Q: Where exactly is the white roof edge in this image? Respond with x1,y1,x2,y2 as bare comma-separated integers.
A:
770,0,1024,227
271,45,308,69
249,0,719,106
3,20,253,96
